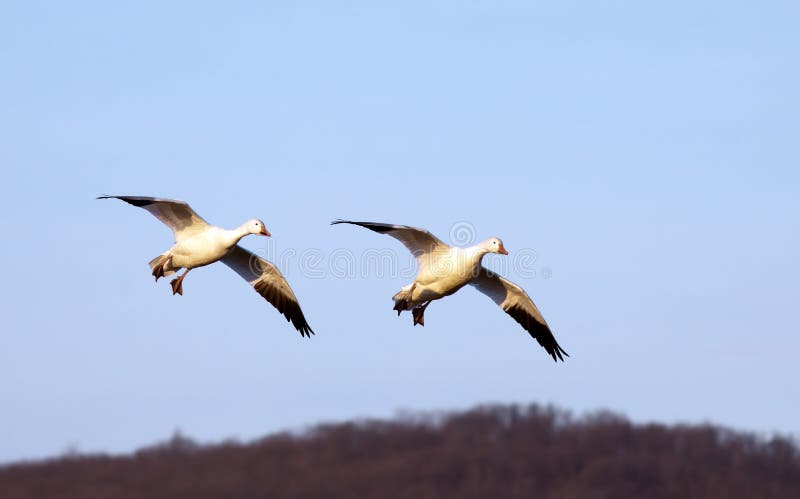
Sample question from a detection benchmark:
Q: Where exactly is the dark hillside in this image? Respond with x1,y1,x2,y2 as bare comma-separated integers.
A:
2,404,798,499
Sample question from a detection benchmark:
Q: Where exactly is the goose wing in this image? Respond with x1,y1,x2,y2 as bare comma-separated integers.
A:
331,220,450,271
98,195,210,242
471,267,567,362
221,245,314,337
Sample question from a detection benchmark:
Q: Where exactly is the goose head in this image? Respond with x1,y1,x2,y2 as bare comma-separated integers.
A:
245,218,271,237
482,237,508,255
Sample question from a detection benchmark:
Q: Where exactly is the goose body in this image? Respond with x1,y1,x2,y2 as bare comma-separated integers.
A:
149,223,267,277
332,220,567,361
100,195,313,337
397,245,486,305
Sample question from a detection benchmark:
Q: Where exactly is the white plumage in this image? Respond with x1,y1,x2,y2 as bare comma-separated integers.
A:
332,220,566,361
100,195,313,337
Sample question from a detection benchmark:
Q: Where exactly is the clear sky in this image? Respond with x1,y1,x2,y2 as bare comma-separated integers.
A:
1,1,798,463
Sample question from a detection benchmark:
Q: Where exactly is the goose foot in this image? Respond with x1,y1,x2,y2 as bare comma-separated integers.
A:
393,300,405,316
393,283,416,316
152,263,165,282
170,269,191,296
412,301,431,327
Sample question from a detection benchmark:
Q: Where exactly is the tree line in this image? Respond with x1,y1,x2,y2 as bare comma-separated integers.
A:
1,403,798,498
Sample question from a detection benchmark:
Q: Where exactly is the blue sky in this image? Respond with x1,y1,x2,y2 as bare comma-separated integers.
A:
1,1,798,462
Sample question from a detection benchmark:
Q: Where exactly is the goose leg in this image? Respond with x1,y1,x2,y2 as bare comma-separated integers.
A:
170,269,191,296
393,282,417,316
412,300,432,327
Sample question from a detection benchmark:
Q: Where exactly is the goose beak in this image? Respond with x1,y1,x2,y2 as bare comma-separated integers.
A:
498,244,508,255
260,227,271,237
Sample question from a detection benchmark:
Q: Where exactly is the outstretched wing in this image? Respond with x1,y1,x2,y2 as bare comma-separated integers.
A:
331,220,450,271
98,195,210,242
471,267,567,362
221,245,314,337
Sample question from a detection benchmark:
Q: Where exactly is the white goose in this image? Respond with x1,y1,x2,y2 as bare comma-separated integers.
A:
332,220,567,361
100,195,313,337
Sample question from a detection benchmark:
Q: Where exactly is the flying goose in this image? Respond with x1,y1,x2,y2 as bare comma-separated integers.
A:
331,220,566,361
99,195,313,337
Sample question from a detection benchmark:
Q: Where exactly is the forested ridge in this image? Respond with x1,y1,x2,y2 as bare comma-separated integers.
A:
2,404,798,499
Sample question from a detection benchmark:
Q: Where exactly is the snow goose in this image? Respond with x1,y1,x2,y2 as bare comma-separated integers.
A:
331,220,566,361
99,196,313,337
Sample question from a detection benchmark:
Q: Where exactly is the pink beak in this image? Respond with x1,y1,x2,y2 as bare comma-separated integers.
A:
498,244,508,255
260,227,271,237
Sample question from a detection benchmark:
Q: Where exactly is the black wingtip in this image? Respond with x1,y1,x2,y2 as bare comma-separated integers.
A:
298,325,315,338
290,314,314,338
96,195,155,207
506,304,568,363
550,344,569,363
330,220,396,234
